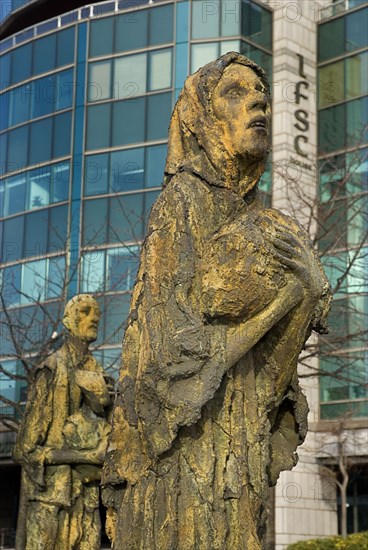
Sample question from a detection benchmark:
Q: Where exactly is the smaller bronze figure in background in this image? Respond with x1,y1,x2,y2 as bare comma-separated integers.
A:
14,294,114,550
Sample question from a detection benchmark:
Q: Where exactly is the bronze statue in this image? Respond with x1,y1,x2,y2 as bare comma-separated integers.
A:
102,53,331,549
14,294,114,550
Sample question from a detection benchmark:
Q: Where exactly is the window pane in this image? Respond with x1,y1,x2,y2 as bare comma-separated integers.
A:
318,17,345,62
29,118,53,164
53,112,72,158
114,53,147,99
33,34,57,75
192,0,220,39
90,17,114,57
191,43,219,72
144,190,159,226
318,103,346,154
28,168,50,210
21,259,47,304
145,144,166,187
84,153,109,196
346,52,368,100
81,251,105,292
2,215,24,262
221,0,241,36
318,61,345,108
32,75,56,119
56,69,74,110
241,0,271,50
82,197,108,245
0,134,7,176
106,247,139,291
0,53,11,88
52,161,70,203
10,84,31,126
5,173,26,216
88,61,111,102
48,204,68,253
7,125,28,171
11,44,32,84
24,209,48,258
109,194,144,243
112,97,145,147
104,294,129,344
110,148,144,192
115,9,148,53
150,4,174,45
0,90,10,131
1,265,21,306
86,103,111,150
146,92,171,141
0,181,4,217
149,49,172,91
57,27,75,66
347,97,368,147
220,39,241,56
346,7,368,53
47,255,66,299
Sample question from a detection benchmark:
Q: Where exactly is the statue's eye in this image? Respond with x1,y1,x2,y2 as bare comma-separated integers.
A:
227,87,245,99
255,83,267,94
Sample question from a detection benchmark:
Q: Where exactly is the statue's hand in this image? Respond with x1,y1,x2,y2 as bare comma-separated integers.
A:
270,230,324,300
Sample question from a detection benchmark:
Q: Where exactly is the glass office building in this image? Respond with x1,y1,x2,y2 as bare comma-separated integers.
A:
0,0,367,545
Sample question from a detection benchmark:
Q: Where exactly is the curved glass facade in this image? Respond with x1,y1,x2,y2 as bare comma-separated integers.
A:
0,0,273,412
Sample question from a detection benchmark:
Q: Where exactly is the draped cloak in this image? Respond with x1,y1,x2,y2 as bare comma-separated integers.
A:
102,53,331,550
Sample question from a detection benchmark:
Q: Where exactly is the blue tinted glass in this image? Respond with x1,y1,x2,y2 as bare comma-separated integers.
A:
150,4,174,45
104,293,131,342
2,215,24,262
106,246,139,292
81,251,105,293
82,198,108,245
346,7,368,53
0,180,4,216
0,91,10,130
7,125,28,171
145,144,166,187
57,27,75,66
112,97,145,147
90,17,114,57
0,133,7,175
32,75,56,119
28,167,50,209
47,255,66,299
115,9,148,53
56,70,74,110
318,18,344,62
0,53,11,87
5,173,26,216
10,83,31,126
29,118,53,164
24,209,48,258
86,103,111,150
146,92,171,141
110,148,144,192
21,260,47,304
319,103,346,154
52,161,70,202
347,97,368,147
33,34,57,75
48,204,68,253
11,43,32,84
241,0,271,50
53,112,72,158
2,265,21,306
109,194,144,243
84,153,109,196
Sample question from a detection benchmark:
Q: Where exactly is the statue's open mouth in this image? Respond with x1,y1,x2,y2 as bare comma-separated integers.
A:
249,116,267,129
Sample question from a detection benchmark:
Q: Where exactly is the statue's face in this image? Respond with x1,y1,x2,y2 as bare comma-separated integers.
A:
211,64,271,161
67,299,100,343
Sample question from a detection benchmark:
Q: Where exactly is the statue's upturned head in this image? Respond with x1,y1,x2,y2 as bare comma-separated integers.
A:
164,52,271,195
63,294,100,343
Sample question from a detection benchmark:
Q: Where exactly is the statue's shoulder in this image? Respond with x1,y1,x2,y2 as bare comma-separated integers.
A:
262,207,307,235
34,346,65,378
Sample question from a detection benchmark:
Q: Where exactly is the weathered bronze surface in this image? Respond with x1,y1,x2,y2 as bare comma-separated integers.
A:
14,295,114,550
102,53,331,549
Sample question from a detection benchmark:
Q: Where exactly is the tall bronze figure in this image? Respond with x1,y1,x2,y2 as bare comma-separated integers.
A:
103,53,331,549
14,295,114,550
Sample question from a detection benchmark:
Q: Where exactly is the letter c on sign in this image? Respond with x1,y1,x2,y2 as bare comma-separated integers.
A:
294,135,308,158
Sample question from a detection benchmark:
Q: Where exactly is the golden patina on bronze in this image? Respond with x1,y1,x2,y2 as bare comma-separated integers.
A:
14,294,114,550
102,53,331,549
